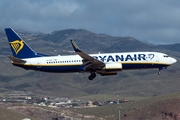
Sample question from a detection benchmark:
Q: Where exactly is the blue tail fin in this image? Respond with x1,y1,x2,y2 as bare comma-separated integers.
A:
5,28,47,59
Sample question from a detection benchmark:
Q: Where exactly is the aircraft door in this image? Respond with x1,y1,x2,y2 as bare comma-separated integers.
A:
37,60,41,68
156,55,159,62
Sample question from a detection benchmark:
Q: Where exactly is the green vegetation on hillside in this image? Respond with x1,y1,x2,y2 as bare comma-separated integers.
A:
73,92,180,120
0,105,41,120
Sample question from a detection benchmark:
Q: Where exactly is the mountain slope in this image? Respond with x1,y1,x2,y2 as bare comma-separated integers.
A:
0,29,179,99
74,92,180,120
158,43,180,52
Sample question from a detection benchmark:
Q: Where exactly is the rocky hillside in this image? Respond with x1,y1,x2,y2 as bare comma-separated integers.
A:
0,29,179,99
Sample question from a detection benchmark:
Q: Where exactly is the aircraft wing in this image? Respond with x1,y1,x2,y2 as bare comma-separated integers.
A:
70,40,105,70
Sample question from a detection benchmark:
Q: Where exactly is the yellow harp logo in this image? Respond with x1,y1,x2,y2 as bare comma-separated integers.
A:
10,40,24,55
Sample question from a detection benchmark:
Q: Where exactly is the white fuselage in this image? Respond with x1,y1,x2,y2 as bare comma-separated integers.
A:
13,52,176,73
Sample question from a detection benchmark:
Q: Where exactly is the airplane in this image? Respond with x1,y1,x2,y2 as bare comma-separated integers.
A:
5,28,177,80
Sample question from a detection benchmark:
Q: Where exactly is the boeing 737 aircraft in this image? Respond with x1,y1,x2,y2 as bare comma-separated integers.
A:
5,28,177,80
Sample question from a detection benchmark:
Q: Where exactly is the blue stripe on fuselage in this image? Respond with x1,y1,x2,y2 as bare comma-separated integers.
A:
122,63,169,70
13,64,84,73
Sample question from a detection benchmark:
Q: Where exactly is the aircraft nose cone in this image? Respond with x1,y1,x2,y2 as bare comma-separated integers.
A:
171,57,177,64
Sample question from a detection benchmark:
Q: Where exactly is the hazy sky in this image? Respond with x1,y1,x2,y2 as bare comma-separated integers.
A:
1,0,180,44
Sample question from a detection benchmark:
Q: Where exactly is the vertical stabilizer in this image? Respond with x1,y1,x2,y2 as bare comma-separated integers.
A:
5,28,46,58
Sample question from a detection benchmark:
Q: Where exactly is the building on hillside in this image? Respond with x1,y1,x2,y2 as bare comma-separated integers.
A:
87,101,97,107
7,91,32,99
22,118,30,120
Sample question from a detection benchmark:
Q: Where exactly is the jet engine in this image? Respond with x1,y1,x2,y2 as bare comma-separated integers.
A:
103,63,122,71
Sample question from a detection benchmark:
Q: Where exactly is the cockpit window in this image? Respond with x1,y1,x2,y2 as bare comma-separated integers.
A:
163,55,169,57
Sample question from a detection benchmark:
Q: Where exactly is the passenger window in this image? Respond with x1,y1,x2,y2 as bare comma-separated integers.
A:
164,55,168,57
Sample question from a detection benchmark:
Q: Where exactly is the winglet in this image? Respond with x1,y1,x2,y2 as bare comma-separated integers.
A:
70,40,81,52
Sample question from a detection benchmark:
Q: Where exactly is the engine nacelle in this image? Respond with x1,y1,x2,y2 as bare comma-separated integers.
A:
98,72,117,76
103,63,122,71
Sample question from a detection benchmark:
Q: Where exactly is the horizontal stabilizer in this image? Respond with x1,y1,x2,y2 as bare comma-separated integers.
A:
8,56,26,64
